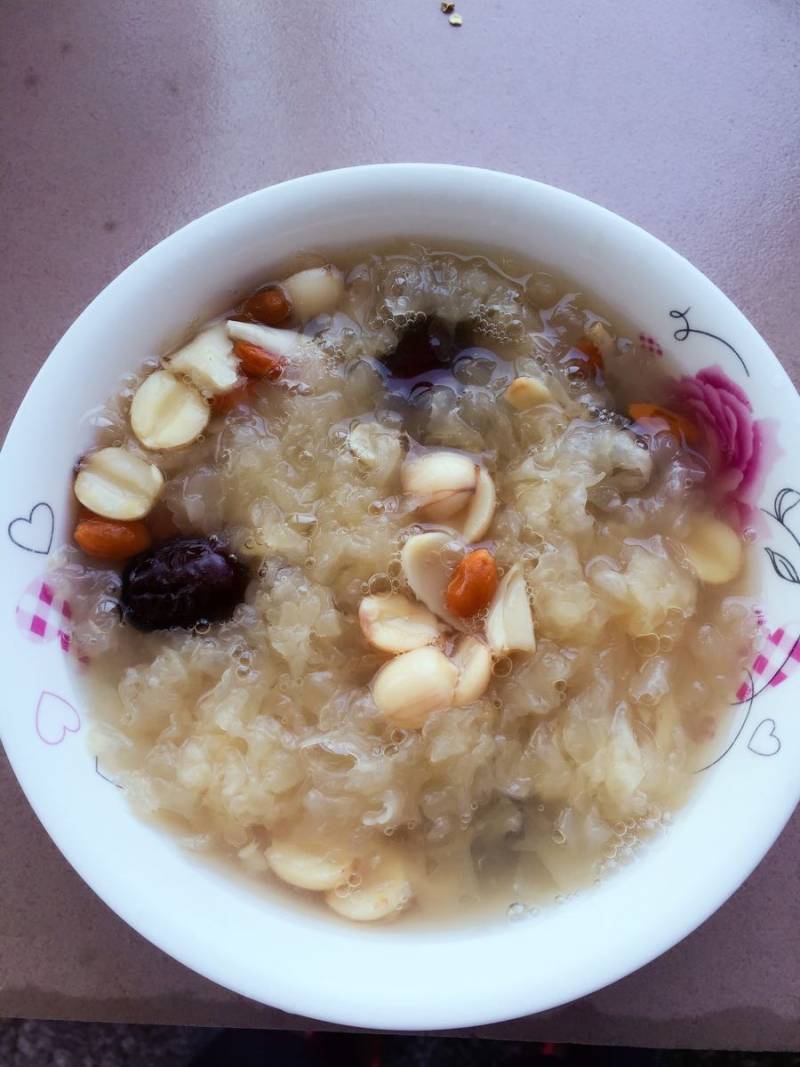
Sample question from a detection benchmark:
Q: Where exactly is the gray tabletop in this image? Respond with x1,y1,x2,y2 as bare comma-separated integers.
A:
1,0,799,1050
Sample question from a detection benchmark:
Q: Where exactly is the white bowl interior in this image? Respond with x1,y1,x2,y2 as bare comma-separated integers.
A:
2,165,800,1029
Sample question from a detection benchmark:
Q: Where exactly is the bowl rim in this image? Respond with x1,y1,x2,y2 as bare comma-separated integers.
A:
2,163,800,1030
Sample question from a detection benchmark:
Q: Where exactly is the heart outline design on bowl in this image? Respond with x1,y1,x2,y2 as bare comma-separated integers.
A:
8,502,54,555
34,690,80,746
747,718,781,757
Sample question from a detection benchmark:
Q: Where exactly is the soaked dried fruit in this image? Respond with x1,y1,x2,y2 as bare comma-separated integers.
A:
585,321,615,359
74,514,152,560
121,536,248,631
130,370,210,450
233,340,285,380
165,324,239,395
283,266,344,322
371,645,458,728
74,447,164,521
565,337,604,380
445,548,498,617
381,317,457,380
227,320,304,359
242,285,292,326
458,465,496,542
485,563,535,654
629,403,699,445
325,849,412,921
210,378,257,415
401,450,477,520
504,376,552,411
401,530,464,628
359,593,443,652
266,838,352,891
347,422,404,474
451,634,493,706
682,516,743,584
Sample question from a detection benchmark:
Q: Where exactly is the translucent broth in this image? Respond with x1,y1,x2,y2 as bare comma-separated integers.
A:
57,241,757,926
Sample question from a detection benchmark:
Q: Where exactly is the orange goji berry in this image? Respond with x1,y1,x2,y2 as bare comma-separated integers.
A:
445,548,499,618
233,340,285,380
210,378,257,415
628,402,699,445
74,514,151,560
564,337,604,380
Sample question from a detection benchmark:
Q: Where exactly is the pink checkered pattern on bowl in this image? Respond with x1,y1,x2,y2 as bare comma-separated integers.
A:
15,579,73,652
737,624,800,701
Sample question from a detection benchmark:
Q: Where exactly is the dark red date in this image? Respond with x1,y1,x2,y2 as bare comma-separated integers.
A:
121,537,248,632
380,317,457,380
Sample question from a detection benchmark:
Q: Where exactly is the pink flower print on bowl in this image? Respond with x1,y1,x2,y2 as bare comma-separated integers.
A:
638,332,664,357
673,365,779,527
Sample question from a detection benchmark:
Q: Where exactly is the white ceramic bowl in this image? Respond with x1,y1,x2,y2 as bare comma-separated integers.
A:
2,165,800,1030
